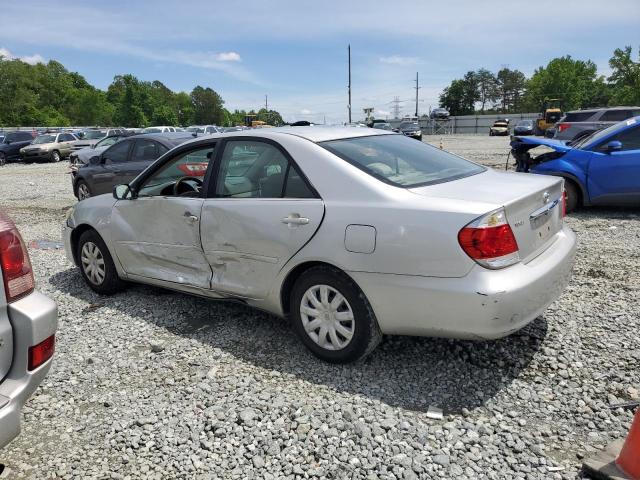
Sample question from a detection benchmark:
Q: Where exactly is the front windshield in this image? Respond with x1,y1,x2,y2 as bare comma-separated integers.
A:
144,128,162,133
83,130,106,140
96,136,119,148
321,134,485,188
517,120,532,126
399,122,419,129
33,135,56,144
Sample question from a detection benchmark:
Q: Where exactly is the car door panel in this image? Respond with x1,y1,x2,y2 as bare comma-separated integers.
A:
110,197,212,288
200,199,324,299
587,150,640,204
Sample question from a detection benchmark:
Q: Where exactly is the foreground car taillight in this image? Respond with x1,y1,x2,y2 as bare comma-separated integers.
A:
0,212,35,302
458,208,520,269
558,123,571,132
28,334,55,371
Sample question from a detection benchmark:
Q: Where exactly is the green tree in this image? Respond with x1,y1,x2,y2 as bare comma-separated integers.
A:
190,86,225,125
439,72,478,115
607,46,640,105
496,68,527,113
475,68,498,112
523,56,605,111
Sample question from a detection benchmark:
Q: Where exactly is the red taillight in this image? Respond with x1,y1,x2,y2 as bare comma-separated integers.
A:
28,334,55,371
458,208,520,269
0,212,35,302
558,123,571,132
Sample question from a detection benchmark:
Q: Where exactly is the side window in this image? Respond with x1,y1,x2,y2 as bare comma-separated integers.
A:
137,145,216,198
597,126,640,152
131,139,159,162
19,132,33,141
62,134,74,141
215,140,315,199
103,140,131,163
284,164,315,198
600,110,632,122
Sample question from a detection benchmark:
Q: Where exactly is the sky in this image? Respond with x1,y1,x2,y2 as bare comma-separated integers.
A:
1,0,638,124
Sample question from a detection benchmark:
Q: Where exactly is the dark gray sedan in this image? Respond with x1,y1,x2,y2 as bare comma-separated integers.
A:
72,133,194,200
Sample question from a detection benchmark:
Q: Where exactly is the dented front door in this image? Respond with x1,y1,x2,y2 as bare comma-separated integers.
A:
110,196,211,288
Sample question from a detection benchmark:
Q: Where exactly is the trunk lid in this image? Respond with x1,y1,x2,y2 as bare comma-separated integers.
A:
0,274,13,382
410,169,564,262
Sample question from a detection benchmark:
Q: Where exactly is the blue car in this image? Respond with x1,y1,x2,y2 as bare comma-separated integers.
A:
510,116,640,212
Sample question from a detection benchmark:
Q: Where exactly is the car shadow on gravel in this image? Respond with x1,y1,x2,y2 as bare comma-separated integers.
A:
50,268,547,414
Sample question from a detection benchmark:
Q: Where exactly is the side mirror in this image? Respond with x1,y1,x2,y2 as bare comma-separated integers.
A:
606,140,622,153
89,155,100,165
113,184,133,200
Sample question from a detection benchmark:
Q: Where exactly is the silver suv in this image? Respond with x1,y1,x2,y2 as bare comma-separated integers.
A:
0,211,57,449
554,106,640,141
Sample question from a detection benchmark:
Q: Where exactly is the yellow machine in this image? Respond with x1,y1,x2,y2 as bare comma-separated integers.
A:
535,98,563,136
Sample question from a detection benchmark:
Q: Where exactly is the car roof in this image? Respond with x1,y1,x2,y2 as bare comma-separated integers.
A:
567,106,640,113
128,132,196,146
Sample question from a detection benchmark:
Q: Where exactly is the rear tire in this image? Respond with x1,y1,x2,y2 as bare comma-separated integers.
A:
0,152,5,166
50,150,61,163
77,229,126,295
290,266,382,363
564,180,579,213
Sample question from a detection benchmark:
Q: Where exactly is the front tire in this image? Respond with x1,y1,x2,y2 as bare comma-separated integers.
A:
76,180,91,200
50,150,61,163
290,266,382,363
77,229,126,295
0,152,5,166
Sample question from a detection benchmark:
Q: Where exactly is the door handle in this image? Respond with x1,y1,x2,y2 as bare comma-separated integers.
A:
282,214,309,226
184,211,199,223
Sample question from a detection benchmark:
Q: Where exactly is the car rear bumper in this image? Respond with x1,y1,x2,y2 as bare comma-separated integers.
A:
349,226,576,339
0,291,57,449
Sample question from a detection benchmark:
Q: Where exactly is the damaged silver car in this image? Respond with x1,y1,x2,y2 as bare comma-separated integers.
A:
63,127,576,363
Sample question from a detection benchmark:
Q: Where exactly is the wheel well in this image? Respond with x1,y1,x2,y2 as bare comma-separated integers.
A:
280,261,344,316
69,224,96,265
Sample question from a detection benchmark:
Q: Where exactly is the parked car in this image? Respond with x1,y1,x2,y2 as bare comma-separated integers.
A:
186,125,222,135
554,106,640,141
72,129,124,150
514,119,535,136
397,121,422,140
372,122,393,131
511,116,640,212
72,133,194,200
69,134,129,170
0,210,57,449
489,120,510,136
0,131,35,166
430,108,450,120
143,126,179,134
20,132,78,163
63,127,575,363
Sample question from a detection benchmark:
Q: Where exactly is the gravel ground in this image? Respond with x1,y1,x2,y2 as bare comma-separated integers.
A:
0,135,638,479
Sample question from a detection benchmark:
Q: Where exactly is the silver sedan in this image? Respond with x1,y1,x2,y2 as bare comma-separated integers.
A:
63,127,576,363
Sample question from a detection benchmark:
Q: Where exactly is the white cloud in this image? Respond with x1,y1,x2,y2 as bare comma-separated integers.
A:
379,56,419,66
300,108,313,115
376,110,390,116
214,51,241,62
0,47,45,64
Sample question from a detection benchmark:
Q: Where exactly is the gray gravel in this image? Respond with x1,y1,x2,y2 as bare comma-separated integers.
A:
0,135,639,479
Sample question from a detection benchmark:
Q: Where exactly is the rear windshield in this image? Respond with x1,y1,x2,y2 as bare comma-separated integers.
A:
564,111,596,122
321,134,485,188
84,130,107,139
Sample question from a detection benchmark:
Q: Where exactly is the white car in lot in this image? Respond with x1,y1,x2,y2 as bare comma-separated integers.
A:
0,211,57,448
63,127,576,362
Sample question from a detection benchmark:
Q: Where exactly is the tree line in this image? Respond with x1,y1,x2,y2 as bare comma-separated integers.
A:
0,56,285,127
439,46,640,116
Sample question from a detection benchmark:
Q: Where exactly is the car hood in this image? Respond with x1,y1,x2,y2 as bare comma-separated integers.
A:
23,143,54,149
510,136,572,153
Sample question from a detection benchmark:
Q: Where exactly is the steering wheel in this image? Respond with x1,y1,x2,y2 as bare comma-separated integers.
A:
173,176,204,196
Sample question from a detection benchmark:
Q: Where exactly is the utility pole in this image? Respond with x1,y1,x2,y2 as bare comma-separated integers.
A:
348,44,352,124
414,72,420,118
265,94,268,112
